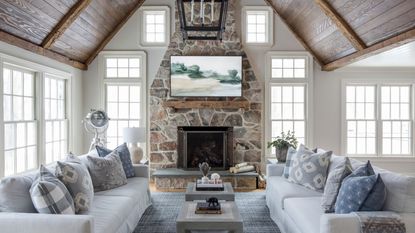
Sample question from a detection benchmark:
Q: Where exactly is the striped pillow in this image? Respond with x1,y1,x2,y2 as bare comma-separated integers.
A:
30,165,75,214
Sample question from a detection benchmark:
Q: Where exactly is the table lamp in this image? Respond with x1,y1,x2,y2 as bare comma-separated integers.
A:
123,127,146,164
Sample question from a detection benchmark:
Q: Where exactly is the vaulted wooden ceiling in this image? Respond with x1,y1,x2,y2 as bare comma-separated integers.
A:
0,0,414,71
0,0,144,70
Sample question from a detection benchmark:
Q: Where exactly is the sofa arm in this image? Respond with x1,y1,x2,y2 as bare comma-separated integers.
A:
266,164,284,177
134,164,149,178
320,213,361,233
0,213,94,233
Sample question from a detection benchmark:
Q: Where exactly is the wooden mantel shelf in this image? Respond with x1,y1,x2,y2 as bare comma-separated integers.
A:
162,101,250,110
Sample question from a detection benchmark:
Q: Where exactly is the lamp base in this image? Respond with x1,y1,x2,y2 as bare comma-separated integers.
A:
128,143,143,164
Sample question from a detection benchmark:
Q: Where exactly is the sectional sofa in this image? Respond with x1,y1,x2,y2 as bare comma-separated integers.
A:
0,155,151,233
266,153,415,233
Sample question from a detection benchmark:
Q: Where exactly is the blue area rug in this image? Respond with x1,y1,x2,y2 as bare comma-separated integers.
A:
134,192,281,233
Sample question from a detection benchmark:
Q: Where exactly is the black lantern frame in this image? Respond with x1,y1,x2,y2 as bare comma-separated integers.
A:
177,0,228,41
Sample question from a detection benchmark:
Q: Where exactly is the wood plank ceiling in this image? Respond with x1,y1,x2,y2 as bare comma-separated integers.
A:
265,0,415,70
0,0,414,71
0,0,144,70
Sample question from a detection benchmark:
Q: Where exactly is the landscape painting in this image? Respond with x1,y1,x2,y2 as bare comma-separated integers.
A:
170,56,242,97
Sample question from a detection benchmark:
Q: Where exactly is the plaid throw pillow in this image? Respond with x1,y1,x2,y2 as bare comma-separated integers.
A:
30,165,75,214
283,147,297,178
96,143,135,178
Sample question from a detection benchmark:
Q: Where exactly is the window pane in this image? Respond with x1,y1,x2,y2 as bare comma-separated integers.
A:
245,11,269,44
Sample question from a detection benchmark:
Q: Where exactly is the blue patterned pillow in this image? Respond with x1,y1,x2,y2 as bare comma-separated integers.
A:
335,174,377,214
96,143,135,178
356,161,387,211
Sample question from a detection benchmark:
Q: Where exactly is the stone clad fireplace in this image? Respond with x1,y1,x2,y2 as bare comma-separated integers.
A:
149,1,262,189
177,126,233,170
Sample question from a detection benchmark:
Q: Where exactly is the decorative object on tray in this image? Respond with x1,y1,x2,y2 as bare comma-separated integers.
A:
195,197,222,214
229,162,255,174
211,173,220,183
267,130,298,162
199,162,211,184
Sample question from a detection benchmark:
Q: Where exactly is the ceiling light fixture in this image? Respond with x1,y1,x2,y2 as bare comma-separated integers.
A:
177,0,228,41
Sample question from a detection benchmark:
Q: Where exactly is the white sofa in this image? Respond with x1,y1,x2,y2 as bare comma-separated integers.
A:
266,154,415,233
0,162,151,233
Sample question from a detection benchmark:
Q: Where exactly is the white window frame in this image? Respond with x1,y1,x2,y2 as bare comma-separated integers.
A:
139,6,170,47
0,53,72,178
265,52,314,158
99,51,147,152
341,79,415,158
242,6,274,46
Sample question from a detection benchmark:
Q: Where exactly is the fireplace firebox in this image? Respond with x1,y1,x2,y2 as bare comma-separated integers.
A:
177,126,233,170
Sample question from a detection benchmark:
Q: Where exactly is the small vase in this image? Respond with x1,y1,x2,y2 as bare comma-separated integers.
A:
275,147,289,162
201,176,209,184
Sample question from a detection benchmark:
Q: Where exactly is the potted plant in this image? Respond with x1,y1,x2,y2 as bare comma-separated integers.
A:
267,131,298,162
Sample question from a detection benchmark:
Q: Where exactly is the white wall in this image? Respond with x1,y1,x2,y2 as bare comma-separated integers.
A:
82,0,415,175
0,41,84,155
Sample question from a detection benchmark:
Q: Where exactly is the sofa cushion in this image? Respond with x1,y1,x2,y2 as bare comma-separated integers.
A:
30,165,75,214
288,145,332,191
0,175,37,213
321,157,353,213
267,176,322,209
284,197,321,233
95,177,149,202
85,195,135,233
87,151,127,192
381,172,415,213
56,153,94,213
96,143,135,178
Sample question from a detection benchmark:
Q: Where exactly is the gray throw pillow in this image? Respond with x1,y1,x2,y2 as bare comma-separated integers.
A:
288,146,332,191
87,151,127,192
56,153,94,213
321,157,353,213
96,143,135,178
30,165,75,214
0,175,37,213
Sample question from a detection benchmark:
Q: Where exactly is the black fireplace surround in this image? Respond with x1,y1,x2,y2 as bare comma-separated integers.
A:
177,126,234,170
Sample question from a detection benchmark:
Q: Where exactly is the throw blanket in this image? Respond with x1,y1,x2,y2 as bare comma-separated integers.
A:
353,211,406,233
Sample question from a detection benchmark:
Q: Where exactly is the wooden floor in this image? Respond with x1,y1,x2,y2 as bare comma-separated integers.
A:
149,182,265,192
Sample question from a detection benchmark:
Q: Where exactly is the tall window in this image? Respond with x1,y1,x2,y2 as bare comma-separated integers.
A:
1,60,71,177
242,6,273,46
44,75,68,164
3,66,37,176
343,83,413,157
381,86,411,155
101,52,146,150
345,85,376,155
140,6,170,46
266,53,312,156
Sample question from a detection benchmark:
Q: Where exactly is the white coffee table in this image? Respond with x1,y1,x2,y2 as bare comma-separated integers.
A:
176,201,243,233
185,182,235,201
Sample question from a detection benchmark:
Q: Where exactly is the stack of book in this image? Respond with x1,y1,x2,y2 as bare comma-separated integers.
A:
196,180,224,191
195,202,222,214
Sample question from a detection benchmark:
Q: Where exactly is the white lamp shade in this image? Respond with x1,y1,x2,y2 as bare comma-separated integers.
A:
123,127,146,143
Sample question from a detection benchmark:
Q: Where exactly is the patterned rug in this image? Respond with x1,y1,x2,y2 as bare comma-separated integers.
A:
134,192,281,233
